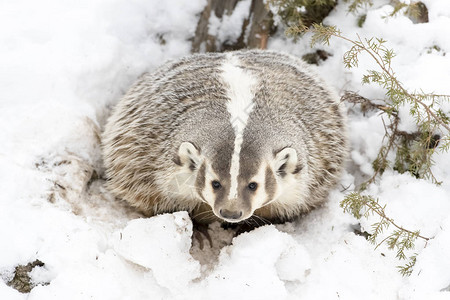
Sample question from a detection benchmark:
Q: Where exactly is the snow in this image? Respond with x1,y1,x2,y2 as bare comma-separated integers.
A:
401,216,450,300
1,0,450,299
198,226,310,299
113,212,201,292
208,0,252,48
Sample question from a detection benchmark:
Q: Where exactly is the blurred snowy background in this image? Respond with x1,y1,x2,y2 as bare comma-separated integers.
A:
1,0,450,299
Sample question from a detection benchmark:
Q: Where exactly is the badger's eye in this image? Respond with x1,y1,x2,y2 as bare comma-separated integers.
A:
211,180,222,190
248,182,258,191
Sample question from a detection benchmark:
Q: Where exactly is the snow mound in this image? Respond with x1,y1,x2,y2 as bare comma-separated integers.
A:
113,212,201,292
199,225,311,299
400,216,450,299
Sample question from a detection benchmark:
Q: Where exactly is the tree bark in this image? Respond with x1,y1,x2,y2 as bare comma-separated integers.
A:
191,0,272,53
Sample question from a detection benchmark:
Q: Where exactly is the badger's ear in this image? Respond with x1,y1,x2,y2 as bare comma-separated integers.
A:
274,147,299,177
175,142,202,171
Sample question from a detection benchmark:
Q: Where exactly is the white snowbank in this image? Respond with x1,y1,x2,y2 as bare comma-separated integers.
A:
1,0,450,299
198,225,311,299
113,212,201,292
208,0,252,48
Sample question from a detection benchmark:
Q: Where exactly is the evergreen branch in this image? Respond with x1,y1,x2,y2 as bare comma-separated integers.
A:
367,115,399,186
342,193,430,242
345,0,373,13
342,192,430,275
304,24,449,183
304,25,450,134
398,255,417,276
269,1,447,277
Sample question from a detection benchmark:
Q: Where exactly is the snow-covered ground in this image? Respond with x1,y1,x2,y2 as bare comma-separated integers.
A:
1,0,450,299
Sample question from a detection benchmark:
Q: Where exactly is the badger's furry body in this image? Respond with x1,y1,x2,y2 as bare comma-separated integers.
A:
102,50,347,224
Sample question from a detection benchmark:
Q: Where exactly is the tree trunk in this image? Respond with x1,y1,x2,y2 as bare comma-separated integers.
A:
191,0,272,53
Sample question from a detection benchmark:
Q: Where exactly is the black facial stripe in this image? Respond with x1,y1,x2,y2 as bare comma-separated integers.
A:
211,139,234,181
263,166,276,206
236,179,253,214
212,181,230,210
195,162,206,195
172,154,182,166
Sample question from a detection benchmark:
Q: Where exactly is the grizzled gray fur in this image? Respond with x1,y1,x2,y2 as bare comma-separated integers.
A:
102,50,348,224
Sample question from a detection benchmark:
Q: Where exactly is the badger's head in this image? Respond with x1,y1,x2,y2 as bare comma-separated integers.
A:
175,141,306,223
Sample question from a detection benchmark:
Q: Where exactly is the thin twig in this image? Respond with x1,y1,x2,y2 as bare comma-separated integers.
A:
363,200,430,241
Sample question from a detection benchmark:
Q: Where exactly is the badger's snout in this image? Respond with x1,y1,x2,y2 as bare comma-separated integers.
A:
213,199,253,223
219,208,242,221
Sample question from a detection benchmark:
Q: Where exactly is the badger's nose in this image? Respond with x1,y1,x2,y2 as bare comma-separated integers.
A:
219,209,243,220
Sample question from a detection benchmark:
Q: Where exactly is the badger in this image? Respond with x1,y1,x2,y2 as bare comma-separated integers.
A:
102,50,347,224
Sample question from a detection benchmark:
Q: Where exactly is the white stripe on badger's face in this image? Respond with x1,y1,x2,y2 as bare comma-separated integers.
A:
220,54,258,201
